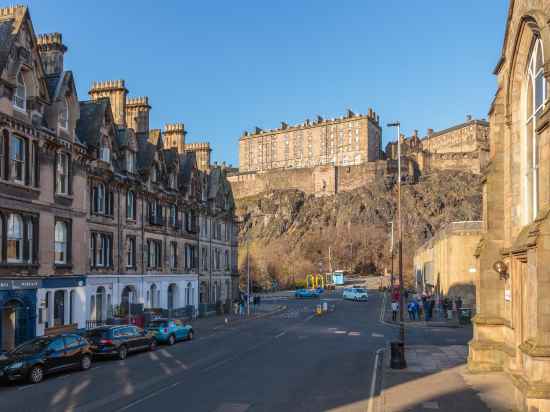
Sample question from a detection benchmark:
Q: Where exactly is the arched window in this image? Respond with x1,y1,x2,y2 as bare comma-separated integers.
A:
54,221,67,264
7,214,23,262
58,98,68,129
96,286,105,322
525,37,546,223
167,283,177,310
13,71,26,110
185,282,192,306
89,295,96,320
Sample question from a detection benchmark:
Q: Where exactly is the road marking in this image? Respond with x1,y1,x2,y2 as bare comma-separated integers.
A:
275,331,286,339
115,381,181,412
348,331,361,336
371,333,384,338
367,347,385,412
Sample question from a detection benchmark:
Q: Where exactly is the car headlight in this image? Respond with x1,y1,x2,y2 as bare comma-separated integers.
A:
6,361,24,370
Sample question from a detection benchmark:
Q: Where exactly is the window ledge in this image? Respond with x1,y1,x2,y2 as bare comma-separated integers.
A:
55,193,73,200
0,180,40,192
54,263,73,269
0,262,39,268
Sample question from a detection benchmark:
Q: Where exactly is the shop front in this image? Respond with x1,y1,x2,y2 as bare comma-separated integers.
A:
0,279,40,352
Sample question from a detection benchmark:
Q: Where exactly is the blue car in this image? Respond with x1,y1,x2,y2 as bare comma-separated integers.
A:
146,319,194,345
295,289,321,299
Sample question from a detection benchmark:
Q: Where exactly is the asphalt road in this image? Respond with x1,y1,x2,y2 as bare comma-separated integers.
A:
0,289,473,412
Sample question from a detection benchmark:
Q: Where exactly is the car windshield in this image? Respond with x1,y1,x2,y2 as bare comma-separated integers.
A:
148,320,168,328
11,338,50,355
355,288,366,293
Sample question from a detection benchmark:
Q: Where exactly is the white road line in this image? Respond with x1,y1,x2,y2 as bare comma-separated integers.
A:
115,381,181,412
275,331,286,339
367,347,385,412
372,333,384,338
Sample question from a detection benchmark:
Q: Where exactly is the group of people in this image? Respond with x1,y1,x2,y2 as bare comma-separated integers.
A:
234,293,262,315
390,291,465,322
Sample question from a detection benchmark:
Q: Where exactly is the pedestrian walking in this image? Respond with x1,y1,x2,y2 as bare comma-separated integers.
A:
391,301,399,322
407,301,415,320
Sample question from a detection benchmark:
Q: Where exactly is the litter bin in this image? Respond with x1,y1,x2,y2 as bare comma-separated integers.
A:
390,341,407,369
459,308,472,325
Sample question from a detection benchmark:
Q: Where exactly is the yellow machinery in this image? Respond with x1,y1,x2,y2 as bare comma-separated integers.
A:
306,274,325,289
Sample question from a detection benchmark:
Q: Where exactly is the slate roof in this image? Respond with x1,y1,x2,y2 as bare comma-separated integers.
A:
0,19,16,71
179,151,196,186
75,99,109,148
45,74,60,99
136,132,156,171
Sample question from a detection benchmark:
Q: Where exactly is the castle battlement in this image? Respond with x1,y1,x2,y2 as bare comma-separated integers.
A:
90,79,127,92
126,96,150,107
0,5,25,18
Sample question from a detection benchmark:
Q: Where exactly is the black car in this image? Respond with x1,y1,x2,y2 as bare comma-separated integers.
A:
0,334,93,384
85,325,156,360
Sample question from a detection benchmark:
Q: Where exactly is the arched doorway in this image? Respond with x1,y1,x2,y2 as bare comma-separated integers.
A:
1,299,28,351
121,285,137,316
185,282,192,306
149,284,159,308
200,282,208,304
167,284,177,311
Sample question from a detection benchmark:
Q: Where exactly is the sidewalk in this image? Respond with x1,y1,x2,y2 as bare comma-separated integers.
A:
382,292,461,328
380,345,516,412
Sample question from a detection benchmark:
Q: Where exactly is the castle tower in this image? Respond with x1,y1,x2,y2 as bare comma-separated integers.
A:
89,80,128,128
126,96,150,134
163,123,186,154
37,33,67,76
185,142,211,171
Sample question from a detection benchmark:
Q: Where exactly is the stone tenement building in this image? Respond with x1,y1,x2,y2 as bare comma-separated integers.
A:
228,113,489,200
468,1,550,410
0,5,237,352
239,108,382,172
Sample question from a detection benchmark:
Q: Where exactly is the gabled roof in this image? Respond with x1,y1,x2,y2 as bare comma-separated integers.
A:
76,98,111,147
136,132,156,171
179,151,197,186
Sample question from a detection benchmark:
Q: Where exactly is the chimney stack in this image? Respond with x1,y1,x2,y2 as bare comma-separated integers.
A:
427,128,434,136
466,114,472,122
163,123,186,154
37,33,67,76
89,80,128,127
126,96,151,134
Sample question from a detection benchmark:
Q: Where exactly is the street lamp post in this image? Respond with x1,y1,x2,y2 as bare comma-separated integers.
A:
388,221,394,287
247,238,250,317
387,121,407,369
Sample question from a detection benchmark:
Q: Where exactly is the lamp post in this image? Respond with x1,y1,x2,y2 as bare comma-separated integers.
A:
388,221,394,287
387,121,406,369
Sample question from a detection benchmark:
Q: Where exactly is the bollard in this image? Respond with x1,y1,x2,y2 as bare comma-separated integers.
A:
390,341,407,369
322,302,328,313
316,304,322,315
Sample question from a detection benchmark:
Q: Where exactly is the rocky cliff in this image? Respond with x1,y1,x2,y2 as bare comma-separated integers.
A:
236,170,482,289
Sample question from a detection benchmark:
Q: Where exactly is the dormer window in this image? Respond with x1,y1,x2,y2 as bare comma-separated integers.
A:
99,143,110,163
126,150,136,173
13,71,26,111
58,98,68,130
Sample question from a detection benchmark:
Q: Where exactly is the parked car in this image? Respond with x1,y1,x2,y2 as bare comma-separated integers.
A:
343,287,369,301
145,319,194,345
84,325,156,360
0,334,93,384
295,289,321,299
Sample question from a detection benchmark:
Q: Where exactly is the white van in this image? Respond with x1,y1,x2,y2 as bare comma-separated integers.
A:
343,287,369,301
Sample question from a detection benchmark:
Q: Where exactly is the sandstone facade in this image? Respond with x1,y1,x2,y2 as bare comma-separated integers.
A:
413,221,482,308
468,1,550,410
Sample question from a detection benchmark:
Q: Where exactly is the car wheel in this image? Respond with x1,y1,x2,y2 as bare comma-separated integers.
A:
80,355,92,371
118,345,128,360
187,330,194,341
149,340,157,352
168,334,176,346
28,365,44,384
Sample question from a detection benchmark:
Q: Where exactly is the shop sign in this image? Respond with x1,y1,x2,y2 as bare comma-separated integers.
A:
0,279,41,290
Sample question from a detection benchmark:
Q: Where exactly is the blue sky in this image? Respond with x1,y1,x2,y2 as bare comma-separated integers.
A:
25,0,509,166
